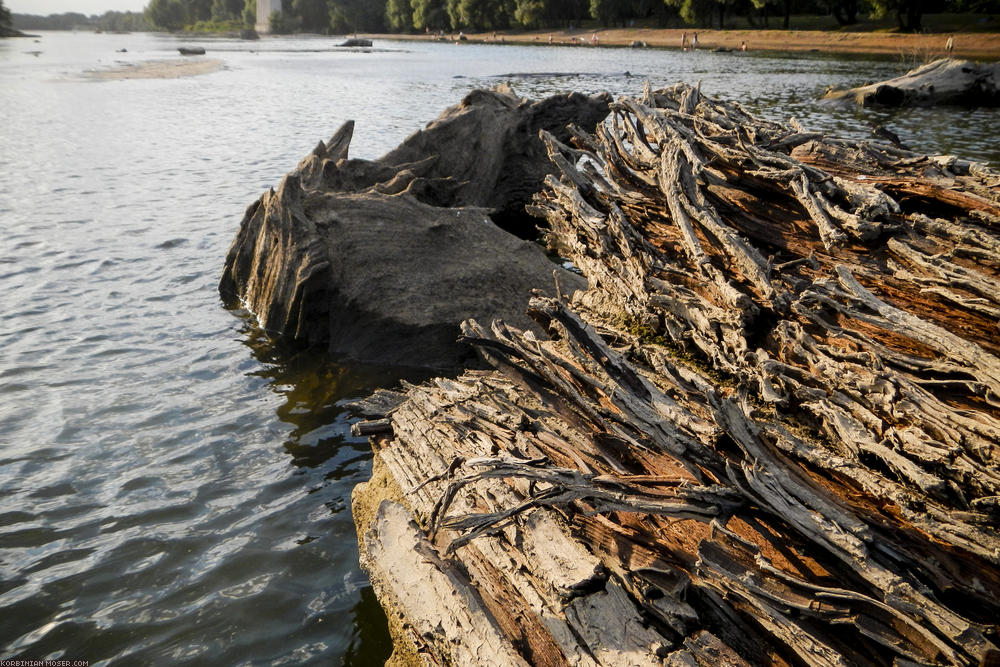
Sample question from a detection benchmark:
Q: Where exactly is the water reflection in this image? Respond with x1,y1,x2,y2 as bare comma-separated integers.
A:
234,315,434,664
343,586,394,666
237,318,431,467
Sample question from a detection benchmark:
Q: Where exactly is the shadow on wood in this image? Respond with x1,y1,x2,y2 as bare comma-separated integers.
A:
219,87,609,371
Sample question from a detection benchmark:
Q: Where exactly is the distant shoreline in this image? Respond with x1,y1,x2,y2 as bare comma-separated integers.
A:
365,28,1000,61
1,26,36,38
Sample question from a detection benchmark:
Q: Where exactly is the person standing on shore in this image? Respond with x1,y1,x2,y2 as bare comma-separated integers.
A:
946,35,954,55
681,32,687,50
692,32,698,49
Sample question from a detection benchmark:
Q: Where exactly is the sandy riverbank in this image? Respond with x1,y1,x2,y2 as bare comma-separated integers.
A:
369,27,1000,60
84,57,224,80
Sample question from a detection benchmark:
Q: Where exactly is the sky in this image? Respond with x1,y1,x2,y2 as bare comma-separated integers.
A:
7,0,148,15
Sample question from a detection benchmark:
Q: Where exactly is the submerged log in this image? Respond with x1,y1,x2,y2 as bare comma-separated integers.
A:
352,83,1000,665
219,87,609,370
823,58,1000,107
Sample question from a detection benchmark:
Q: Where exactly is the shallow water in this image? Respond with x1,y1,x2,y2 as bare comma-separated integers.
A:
1,31,997,665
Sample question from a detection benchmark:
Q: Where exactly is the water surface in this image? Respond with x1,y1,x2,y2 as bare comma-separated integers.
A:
1,31,996,665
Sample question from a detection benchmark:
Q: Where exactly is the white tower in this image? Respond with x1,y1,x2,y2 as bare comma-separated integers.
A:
256,0,283,33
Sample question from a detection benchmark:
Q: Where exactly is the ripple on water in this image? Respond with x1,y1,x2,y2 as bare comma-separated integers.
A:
0,265,42,281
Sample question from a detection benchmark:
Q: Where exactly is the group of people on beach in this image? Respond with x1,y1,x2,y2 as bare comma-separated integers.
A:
681,32,748,52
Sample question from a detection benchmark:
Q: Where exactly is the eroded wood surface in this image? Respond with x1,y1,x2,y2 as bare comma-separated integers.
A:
352,83,1000,666
822,58,1000,107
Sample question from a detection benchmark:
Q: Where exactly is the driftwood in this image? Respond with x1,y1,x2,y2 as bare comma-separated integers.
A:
219,87,607,370
823,58,1000,107
352,83,1000,665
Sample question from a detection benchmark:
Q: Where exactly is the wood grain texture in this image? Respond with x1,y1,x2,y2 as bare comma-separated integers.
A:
353,84,1000,665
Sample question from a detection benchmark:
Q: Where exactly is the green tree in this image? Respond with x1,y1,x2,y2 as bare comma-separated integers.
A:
0,0,11,28
590,0,629,25
553,0,589,25
445,0,462,27
712,0,734,27
329,0,387,32
411,0,448,29
386,0,415,30
211,0,244,20
868,0,923,31
96,10,152,30
243,0,256,25
292,0,330,31
269,8,301,31
446,0,514,30
821,0,858,24
511,0,592,28
185,0,213,22
665,0,715,26
513,0,546,27
744,0,777,28
146,0,187,30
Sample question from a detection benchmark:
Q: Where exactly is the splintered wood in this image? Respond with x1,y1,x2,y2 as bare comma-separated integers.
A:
351,83,1000,666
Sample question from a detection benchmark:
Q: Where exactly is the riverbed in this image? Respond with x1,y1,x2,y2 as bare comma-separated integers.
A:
1,30,997,665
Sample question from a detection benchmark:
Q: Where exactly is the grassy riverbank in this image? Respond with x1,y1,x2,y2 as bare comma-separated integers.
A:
368,27,1000,61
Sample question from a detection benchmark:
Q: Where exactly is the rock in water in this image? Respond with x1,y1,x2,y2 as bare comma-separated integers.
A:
219,87,610,370
823,57,1000,107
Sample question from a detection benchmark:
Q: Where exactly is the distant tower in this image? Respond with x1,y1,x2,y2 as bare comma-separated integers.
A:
256,0,282,33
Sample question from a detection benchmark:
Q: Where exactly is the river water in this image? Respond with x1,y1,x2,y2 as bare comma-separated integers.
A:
1,30,997,665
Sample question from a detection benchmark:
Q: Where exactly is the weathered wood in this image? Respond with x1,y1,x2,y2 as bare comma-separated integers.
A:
360,500,531,666
352,84,1000,665
823,58,1000,107
219,87,607,370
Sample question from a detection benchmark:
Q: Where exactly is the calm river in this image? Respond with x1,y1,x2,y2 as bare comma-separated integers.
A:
1,30,997,665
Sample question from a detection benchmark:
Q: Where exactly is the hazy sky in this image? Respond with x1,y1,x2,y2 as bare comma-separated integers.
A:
7,0,148,15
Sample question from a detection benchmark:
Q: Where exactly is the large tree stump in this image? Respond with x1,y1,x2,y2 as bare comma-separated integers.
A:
219,87,609,370
352,83,1000,665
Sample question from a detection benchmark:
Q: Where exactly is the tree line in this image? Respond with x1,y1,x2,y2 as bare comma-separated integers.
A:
8,0,994,37
11,10,151,32
149,0,998,35
1,0,13,31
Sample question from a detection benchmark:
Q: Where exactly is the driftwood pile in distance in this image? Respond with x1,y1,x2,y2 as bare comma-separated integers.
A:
823,57,1000,107
352,82,1000,666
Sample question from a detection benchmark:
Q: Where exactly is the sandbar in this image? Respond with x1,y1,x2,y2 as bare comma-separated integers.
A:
85,58,224,80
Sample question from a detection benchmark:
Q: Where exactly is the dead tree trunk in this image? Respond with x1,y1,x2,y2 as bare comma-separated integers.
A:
352,83,1000,666
823,58,1000,107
